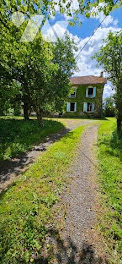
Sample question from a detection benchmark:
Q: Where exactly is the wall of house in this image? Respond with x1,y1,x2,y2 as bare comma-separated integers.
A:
64,84,104,118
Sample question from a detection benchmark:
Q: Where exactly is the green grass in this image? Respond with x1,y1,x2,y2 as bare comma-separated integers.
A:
0,125,84,263
98,118,122,262
0,116,64,161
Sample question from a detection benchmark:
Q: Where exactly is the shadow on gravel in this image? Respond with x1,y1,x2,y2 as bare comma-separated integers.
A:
34,228,108,264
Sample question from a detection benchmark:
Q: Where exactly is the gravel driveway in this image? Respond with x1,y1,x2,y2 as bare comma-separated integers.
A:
39,125,108,264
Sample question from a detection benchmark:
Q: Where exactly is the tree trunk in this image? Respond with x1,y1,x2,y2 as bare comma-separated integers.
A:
117,117,122,133
36,109,43,126
116,81,122,133
23,100,29,121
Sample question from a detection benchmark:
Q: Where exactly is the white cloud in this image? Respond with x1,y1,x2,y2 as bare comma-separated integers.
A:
42,21,68,42
97,12,118,27
71,26,121,97
103,82,115,98
91,4,118,27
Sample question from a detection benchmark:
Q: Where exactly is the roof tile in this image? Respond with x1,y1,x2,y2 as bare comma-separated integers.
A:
70,75,107,85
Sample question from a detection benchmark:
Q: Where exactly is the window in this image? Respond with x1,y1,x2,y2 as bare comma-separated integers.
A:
69,88,76,98
70,103,75,111
88,88,93,96
83,102,95,112
67,102,77,112
86,87,96,98
70,91,76,98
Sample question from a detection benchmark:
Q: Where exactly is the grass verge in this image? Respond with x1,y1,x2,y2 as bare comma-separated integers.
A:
0,117,64,161
0,126,84,263
98,118,122,263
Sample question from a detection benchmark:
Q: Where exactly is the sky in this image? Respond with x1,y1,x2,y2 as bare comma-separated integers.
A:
44,3,122,98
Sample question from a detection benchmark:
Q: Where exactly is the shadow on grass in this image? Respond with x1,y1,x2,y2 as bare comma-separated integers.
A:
34,228,108,264
0,118,68,186
53,116,108,121
99,128,122,162
0,118,65,160
110,130,122,159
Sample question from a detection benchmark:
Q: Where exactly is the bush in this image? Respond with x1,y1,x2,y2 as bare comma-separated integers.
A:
104,96,116,117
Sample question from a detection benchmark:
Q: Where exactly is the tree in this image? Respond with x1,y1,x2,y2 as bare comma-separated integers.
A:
104,96,116,117
20,33,57,125
0,17,77,125
52,34,77,113
20,34,77,125
93,31,122,132
0,0,120,29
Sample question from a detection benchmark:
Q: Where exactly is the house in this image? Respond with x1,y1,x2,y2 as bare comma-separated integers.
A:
65,75,107,118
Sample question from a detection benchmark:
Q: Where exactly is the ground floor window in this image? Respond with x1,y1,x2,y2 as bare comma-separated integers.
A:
67,102,77,112
83,102,95,112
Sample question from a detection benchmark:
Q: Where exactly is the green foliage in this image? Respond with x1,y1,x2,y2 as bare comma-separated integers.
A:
0,18,77,124
52,34,77,113
0,117,64,161
0,125,84,263
93,32,122,131
94,32,122,86
104,96,116,117
0,0,120,26
98,118,122,262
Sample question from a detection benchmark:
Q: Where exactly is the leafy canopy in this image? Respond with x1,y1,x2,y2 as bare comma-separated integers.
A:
0,0,121,28
93,31,122,131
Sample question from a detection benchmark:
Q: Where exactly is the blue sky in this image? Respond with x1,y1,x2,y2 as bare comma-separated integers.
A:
45,5,122,97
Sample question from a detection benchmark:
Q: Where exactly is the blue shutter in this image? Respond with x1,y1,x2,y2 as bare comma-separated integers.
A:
83,102,87,112
93,87,96,97
74,102,77,112
92,103,95,111
66,102,70,112
86,88,88,97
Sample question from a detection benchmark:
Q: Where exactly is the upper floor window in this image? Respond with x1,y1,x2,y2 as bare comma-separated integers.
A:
69,88,76,98
88,88,93,96
86,87,96,98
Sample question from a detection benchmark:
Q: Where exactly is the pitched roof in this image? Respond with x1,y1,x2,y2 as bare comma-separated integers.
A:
70,75,107,85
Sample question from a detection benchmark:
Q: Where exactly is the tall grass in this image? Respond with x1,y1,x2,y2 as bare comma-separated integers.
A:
98,118,122,262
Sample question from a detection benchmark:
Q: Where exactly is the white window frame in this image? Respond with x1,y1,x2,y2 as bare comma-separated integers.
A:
66,102,77,112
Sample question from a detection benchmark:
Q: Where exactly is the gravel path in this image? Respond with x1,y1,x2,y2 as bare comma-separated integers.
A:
39,125,108,264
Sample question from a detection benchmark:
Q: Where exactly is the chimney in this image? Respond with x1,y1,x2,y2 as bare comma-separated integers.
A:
100,71,104,77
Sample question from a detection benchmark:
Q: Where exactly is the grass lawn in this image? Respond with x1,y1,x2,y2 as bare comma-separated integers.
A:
98,118,122,262
0,116,64,161
0,125,85,263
